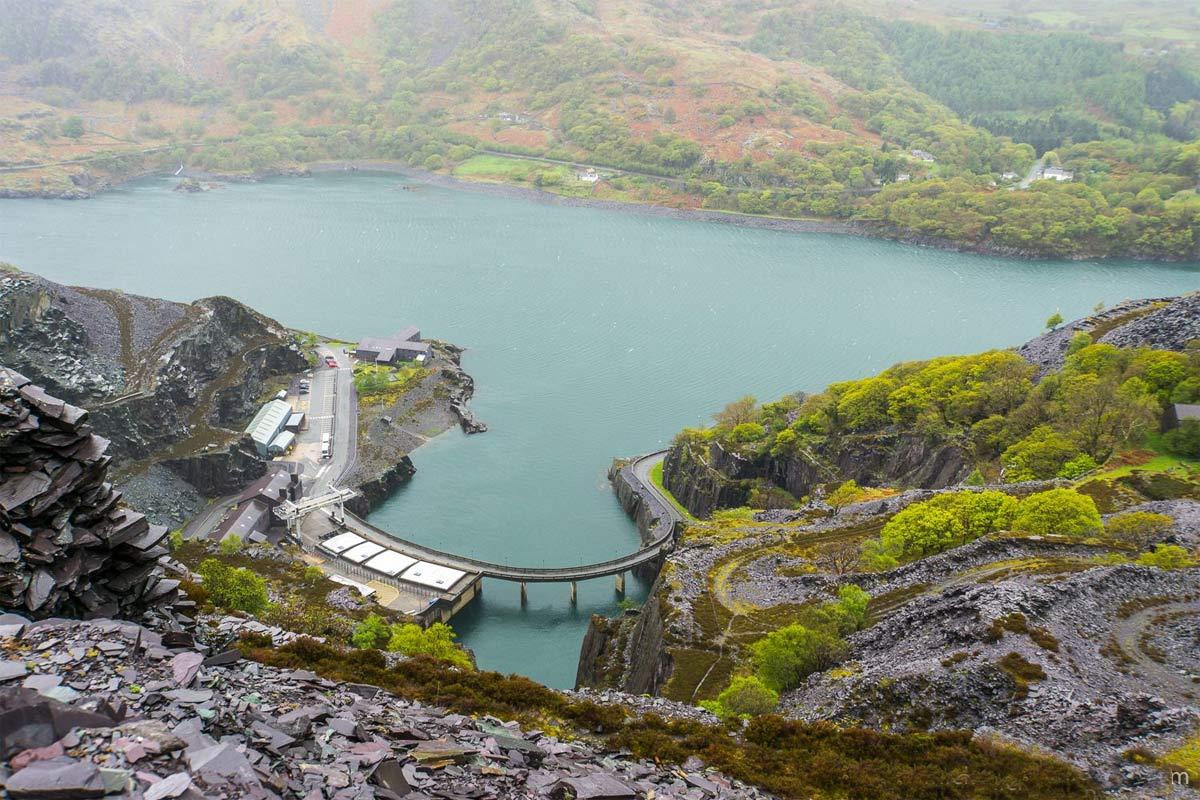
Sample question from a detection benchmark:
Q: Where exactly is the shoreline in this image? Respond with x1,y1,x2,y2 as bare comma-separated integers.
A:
7,158,1198,264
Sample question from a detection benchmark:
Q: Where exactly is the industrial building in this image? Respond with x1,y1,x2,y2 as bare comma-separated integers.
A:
354,326,432,365
245,399,293,456
213,467,304,544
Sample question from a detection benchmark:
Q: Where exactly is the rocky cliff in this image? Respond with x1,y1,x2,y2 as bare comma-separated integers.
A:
0,269,308,465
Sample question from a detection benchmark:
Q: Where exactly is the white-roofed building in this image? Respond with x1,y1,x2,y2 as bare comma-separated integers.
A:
245,399,293,456
400,561,468,590
319,532,366,555
343,542,386,563
364,550,418,577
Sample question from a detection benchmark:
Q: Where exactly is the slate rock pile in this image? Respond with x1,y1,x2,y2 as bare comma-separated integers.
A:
0,369,178,619
0,614,774,800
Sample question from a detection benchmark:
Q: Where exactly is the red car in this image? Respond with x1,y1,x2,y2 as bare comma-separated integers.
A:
324,356,338,368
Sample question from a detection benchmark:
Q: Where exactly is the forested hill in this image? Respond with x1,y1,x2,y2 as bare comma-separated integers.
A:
4,0,1200,260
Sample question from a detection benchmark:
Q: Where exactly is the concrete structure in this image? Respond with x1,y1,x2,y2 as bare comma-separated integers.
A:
213,467,303,543
285,412,305,433
354,326,431,365
245,399,293,456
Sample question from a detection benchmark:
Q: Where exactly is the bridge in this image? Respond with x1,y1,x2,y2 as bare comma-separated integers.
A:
297,450,683,611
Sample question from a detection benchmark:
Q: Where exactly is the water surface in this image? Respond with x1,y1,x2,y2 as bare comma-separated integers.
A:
2,173,1197,687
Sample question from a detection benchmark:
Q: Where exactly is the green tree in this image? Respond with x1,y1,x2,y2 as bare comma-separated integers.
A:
728,422,767,443
1136,544,1196,569
751,624,846,692
835,584,870,632
352,613,392,649
1012,489,1102,536
197,559,269,614
219,534,244,555
713,396,758,428
62,116,85,138
1163,419,1200,457
1045,312,1064,330
826,479,863,511
387,622,472,669
1001,426,1080,481
1054,374,1158,460
1106,511,1174,550
702,675,779,719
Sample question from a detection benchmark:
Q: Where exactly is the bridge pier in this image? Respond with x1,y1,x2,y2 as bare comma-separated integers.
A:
615,572,625,596
520,582,528,606
570,582,577,605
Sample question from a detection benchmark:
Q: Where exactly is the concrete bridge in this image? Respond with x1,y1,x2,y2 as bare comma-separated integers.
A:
298,450,683,614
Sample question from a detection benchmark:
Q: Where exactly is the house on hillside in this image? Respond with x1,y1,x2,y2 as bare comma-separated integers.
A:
577,167,599,183
1163,403,1200,431
1040,166,1074,182
354,326,431,365
910,149,936,163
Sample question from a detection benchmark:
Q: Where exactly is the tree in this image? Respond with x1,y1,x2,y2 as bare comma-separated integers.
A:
826,480,863,511
713,396,758,428
1106,511,1174,550
219,534,243,555
197,559,269,614
1045,312,1064,330
62,116,85,139
387,622,472,669
835,584,870,632
1011,489,1102,536
1163,419,1200,457
352,613,392,649
751,624,846,692
816,540,862,574
728,422,767,443
1054,374,1159,460
703,675,779,719
1136,544,1196,569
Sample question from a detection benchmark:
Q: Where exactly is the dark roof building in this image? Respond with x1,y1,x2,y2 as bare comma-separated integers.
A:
212,467,303,543
355,327,432,365
1164,403,1200,430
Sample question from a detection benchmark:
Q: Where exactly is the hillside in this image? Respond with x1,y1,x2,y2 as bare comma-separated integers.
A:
3,1,1200,258
579,298,1200,795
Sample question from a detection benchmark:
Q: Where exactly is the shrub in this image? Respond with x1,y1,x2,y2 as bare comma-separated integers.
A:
1163,419,1200,457
834,584,870,632
1105,511,1174,549
879,490,1015,559
1012,489,1102,536
702,675,779,719
197,558,269,614
751,624,846,692
219,534,244,555
352,613,392,649
1001,426,1080,482
1056,453,1098,479
728,422,767,443
1136,544,1197,569
62,115,85,138
859,539,899,571
388,622,473,669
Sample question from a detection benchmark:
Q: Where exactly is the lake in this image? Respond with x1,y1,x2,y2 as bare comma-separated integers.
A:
2,172,1198,688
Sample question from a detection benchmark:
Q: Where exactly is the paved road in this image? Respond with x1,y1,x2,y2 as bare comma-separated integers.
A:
309,345,355,495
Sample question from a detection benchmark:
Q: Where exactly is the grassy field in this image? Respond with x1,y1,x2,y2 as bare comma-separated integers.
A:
1088,433,1199,481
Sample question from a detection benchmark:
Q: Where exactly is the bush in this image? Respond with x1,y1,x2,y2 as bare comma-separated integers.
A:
388,622,473,669
197,558,269,614
728,422,767,443
1163,420,1200,457
219,534,244,555
62,115,85,138
834,584,870,632
1011,489,1102,536
1135,544,1197,569
702,675,779,719
1105,511,1174,549
1001,426,1080,482
751,624,846,692
1056,453,1098,479
352,613,392,649
879,490,1016,559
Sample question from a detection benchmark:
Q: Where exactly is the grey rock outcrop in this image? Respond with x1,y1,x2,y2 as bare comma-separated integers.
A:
0,370,178,619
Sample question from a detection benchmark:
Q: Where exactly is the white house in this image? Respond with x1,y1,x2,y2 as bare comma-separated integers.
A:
1040,166,1074,182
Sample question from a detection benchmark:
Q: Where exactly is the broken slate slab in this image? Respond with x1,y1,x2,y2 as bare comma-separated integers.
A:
0,660,28,682
553,774,638,800
5,757,105,799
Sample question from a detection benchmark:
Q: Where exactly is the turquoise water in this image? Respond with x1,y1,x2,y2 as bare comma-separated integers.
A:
2,173,1198,687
